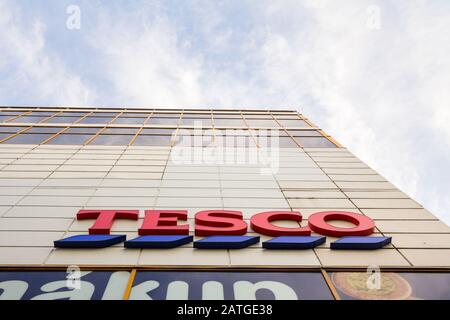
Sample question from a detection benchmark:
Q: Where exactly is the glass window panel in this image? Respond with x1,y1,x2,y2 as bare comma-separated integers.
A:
330,272,450,300
174,134,215,147
27,127,64,134
275,115,301,119
59,112,88,117
177,129,214,136
214,129,251,137
46,134,92,145
77,117,115,124
133,135,174,146
151,113,181,118
121,112,151,117
213,114,242,118
245,119,280,127
29,111,58,116
9,116,48,123
182,113,212,118
295,137,336,148
251,129,288,136
103,128,138,134
287,130,322,137
0,133,12,141
243,114,271,119
0,115,14,122
65,127,102,134
0,111,26,115
111,117,146,125
90,112,119,117
278,119,310,127
147,117,180,125
213,118,246,126
5,133,54,144
140,128,177,135
0,126,28,133
46,116,81,124
180,118,212,126
90,134,133,145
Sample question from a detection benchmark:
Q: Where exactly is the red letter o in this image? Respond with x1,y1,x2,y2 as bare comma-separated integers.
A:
308,211,375,237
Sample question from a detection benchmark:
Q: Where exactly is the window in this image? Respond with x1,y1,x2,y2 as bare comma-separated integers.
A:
121,112,151,117
9,116,49,123
77,117,115,124
0,115,15,122
180,117,212,127
277,119,310,127
245,119,280,127
0,126,29,133
294,137,336,148
111,117,146,125
102,128,138,135
90,134,134,145
46,134,92,145
132,135,175,146
286,130,323,137
141,128,177,135
213,118,246,127
26,127,64,134
46,116,81,124
5,133,55,144
147,117,180,125
64,127,102,134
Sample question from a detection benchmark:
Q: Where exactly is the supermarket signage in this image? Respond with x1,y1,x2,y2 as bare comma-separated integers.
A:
54,210,392,250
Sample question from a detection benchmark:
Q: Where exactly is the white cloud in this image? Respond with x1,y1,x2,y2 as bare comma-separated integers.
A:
0,0,94,106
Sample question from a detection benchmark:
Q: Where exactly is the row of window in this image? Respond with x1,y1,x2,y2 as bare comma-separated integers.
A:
0,126,336,148
0,111,310,127
1,270,449,300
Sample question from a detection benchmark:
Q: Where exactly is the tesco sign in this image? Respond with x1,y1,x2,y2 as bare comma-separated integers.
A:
54,210,392,250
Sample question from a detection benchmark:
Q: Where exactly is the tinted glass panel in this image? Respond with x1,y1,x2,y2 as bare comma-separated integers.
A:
65,127,102,134
0,126,28,133
77,117,114,124
112,117,146,125
46,117,81,124
140,128,176,135
103,128,138,134
213,118,246,126
6,133,54,144
180,118,212,126
0,115,14,122
151,113,181,118
278,119,310,127
9,116,48,123
121,112,151,117
90,134,134,145
147,118,180,125
46,134,91,145
295,137,336,148
330,272,450,300
287,130,322,137
27,127,64,134
133,135,174,146
245,119,280,127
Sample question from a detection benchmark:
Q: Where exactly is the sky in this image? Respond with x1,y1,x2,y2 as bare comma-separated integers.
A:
0,0,449,224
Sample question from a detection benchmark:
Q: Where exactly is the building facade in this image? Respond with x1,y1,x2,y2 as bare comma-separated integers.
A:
0,106,449,300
